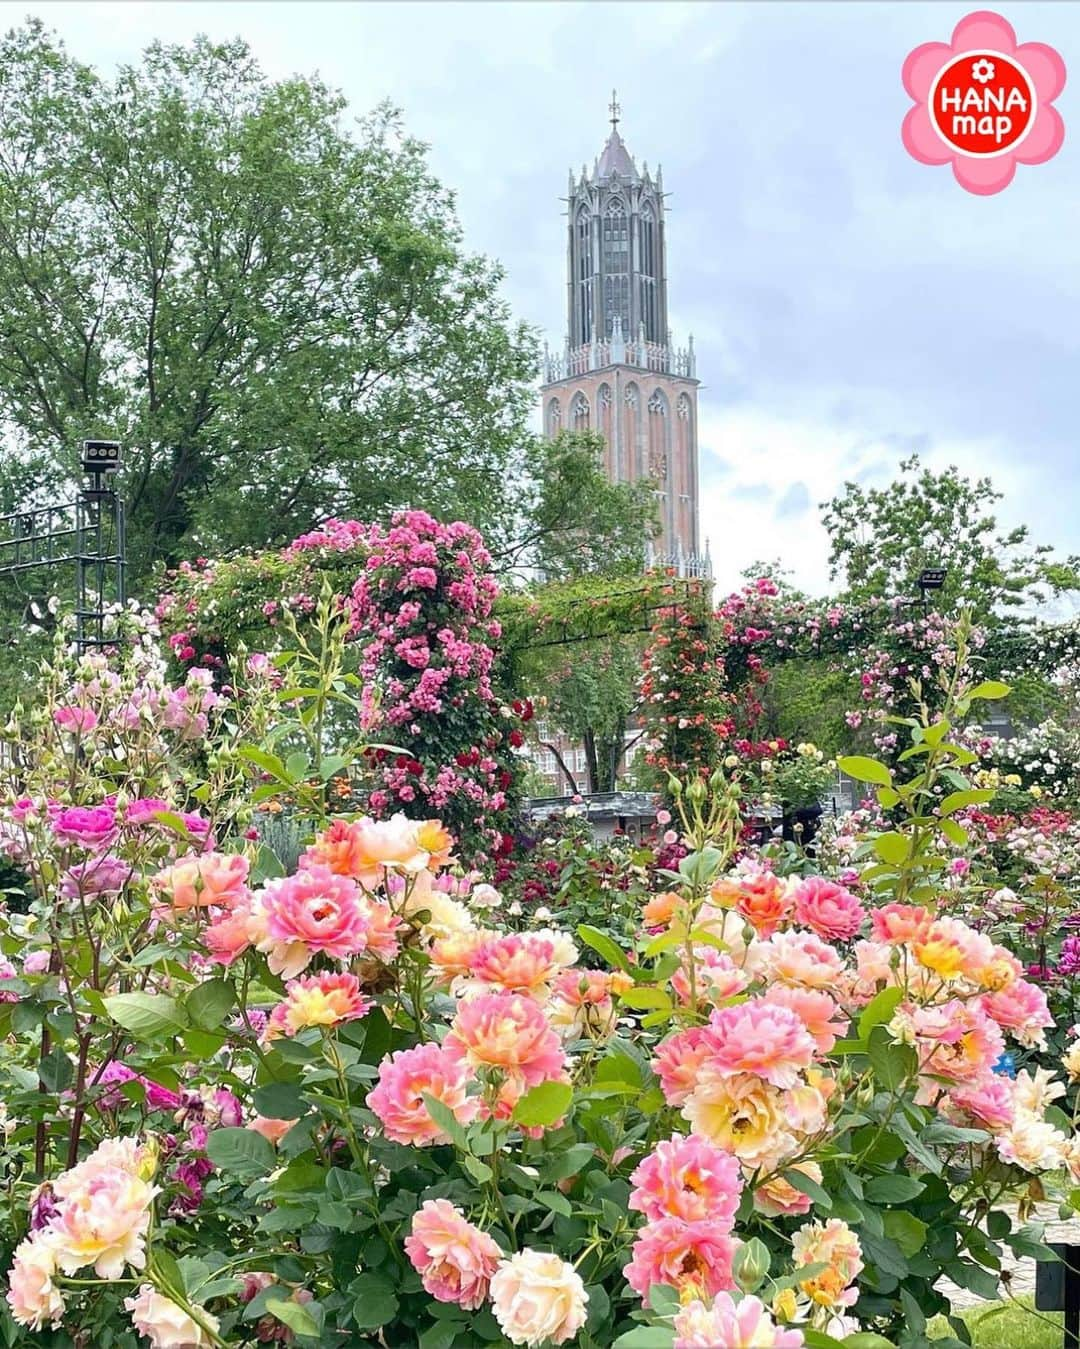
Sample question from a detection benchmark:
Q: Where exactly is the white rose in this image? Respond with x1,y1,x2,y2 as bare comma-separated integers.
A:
123,1286,220,1348
490,1250,588,1346
470,883,502,911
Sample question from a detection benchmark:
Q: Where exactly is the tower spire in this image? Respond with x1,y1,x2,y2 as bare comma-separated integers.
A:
609,89,621,132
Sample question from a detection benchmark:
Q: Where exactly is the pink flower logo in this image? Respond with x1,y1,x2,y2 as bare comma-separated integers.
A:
902,10,1065,194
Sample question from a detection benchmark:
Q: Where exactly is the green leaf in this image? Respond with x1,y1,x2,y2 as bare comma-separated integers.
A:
939,788,996,816
186,979,234,1030
253,1081,308,1120
205,1126,275,1176
513,1080,573,1128
612,1330,675,1349
867,1026,917,1090
423,1093,469,1149
968,680,1010,700
536,1189,572,1218
103,992,188,1039
939,819,969,846
238,745,289,780
38,1047,73,1094
858,987,903,1042
865,1174,925,1203
253,845,285,881
619,987,672,1011
883,1209,928,1257
149,810,195,838
266,1299,320,1339
837,755,892,787
576,924,630,972
462,1153,493,1183
841,1336,897,1349
872,832,909,865
285,751,310,781
785,1168,832,1211
645,1284,680,1316
350,1274,399,1332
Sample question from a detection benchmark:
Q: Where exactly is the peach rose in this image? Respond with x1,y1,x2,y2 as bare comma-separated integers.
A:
151,852,250,913
248,1115,294,1146
49,1168,157,1279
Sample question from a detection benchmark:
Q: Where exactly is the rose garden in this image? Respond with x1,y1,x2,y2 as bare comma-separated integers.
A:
0,502,1077,1349
0,19,1079,1349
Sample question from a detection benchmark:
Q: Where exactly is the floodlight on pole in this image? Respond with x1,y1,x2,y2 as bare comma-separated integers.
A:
916,566,947,614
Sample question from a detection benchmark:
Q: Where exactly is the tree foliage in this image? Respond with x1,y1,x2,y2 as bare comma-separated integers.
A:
0,21,535,579
494,430,659,582
492,431,659,794
822,456,1079,619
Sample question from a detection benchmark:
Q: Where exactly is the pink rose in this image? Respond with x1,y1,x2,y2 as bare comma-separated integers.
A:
792,877,865,942
404,1200,501,1310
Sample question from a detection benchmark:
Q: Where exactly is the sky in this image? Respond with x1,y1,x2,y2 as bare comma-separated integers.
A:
5,0,1078,598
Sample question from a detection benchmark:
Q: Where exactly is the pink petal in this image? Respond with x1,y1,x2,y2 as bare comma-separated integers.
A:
953,154,1016,196
1015,107,1065,165
902,104,951,165
951,10,1017,55
902,41,952,101
1017,42,1067,103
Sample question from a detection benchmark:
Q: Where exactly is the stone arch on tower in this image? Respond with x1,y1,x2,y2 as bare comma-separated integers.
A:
676,393,694,551
648,389,673,549
571,390,590,431
622,381,641,482
546,397,562,438
597,383,614,477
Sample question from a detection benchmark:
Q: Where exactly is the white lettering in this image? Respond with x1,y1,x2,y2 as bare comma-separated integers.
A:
940,88,962,111
952,115,978,136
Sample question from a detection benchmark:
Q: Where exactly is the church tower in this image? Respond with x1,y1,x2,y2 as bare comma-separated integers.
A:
540,95,706,574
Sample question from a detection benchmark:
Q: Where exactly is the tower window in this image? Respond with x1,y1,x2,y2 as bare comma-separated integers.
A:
602,199,630,338
576,210,592,344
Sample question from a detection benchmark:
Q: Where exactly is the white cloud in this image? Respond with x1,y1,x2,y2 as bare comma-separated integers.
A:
698,401,1037,599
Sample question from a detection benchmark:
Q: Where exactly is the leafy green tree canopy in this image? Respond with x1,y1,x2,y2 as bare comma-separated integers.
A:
495,430,659,582
821,456,1079,620
0,21,535,578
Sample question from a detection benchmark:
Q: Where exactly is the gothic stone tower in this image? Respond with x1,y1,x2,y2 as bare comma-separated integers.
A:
540,96,706,573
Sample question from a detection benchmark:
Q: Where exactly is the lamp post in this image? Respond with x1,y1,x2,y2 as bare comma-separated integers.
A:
916,566,947,615
76,440,125,651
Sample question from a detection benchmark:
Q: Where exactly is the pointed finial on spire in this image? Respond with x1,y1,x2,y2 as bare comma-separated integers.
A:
609,89,621,132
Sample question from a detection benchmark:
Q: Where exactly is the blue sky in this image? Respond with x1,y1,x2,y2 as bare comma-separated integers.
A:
6,1,1078,598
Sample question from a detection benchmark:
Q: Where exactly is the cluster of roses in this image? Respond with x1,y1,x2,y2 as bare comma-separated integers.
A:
47,649,225,751
345,510,523,859
2,813,475,1342
151,817,473,1047
357,871,630,1345
5,1137,196,1339
368,922,627,1147
628,862,1070,1340
6,1132,314,1346
640,584,733,778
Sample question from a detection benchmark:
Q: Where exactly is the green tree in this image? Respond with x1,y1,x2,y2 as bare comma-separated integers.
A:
536,638,646,794
0,21,535,581
494,430,658,582
821,456,1079,619
502,432,659,794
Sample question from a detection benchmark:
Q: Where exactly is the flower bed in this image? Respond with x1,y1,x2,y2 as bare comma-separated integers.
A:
0,604,1078,1349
